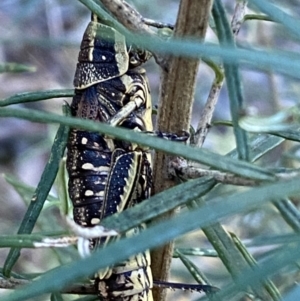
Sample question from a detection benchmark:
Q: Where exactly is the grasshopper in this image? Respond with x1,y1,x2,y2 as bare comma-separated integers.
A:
66,12,215,301
67,13,154,301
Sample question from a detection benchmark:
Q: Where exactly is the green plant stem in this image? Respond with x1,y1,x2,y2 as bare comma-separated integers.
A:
231,233,282,301
2,178,300,301
0,107,275,181
212,0,249,160
3,111,69,277
0,89,74,107
0,63,36,73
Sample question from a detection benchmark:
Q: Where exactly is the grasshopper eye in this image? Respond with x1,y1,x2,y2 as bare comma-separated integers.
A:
128,47,152,68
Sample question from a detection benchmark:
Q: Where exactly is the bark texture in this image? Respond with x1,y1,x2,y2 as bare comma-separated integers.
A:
151,1,212,301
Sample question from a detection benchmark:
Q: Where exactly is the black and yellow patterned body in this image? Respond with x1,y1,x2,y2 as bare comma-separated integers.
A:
66,14,153,301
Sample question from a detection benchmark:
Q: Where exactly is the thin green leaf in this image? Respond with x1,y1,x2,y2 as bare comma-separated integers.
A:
0,269,27,280
190,133,287,298
248,0,300,40
0,63,36,73
244,14,274,23
3,116,69,277
73,296,99,301
144,39,300,80
269,129,300,142
1,37,78,49
208,242,300,301
212,0,248,160
197,134,284,295
175,249,212,285
0,233,72,248
193,200,250,279
239,108,299,132
227,134,284,162
73,1,300,79
202,59,224,83
0,89,74,107
245,233,300,247
56,158,71,217
274,198,300,232
3,174,58,203
198,132,283,202
0,107,275,181
0,231,70,248
231,233,281,301
101,176,216,231
240,121,294,133
174,248,218,258
2,178,300,301
239,109,300,141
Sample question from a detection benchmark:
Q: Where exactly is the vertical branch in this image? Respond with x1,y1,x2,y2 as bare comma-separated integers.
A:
151,1,212,301
193,61,224,148
194,0,247,148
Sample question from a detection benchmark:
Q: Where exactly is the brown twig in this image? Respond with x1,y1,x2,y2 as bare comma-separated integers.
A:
97,0,168,69
175,1,249,179
169,157,258,186
193,2,247,148
193,72,224,148
231,1,248,35
98,0,156,35
150,1,212,301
